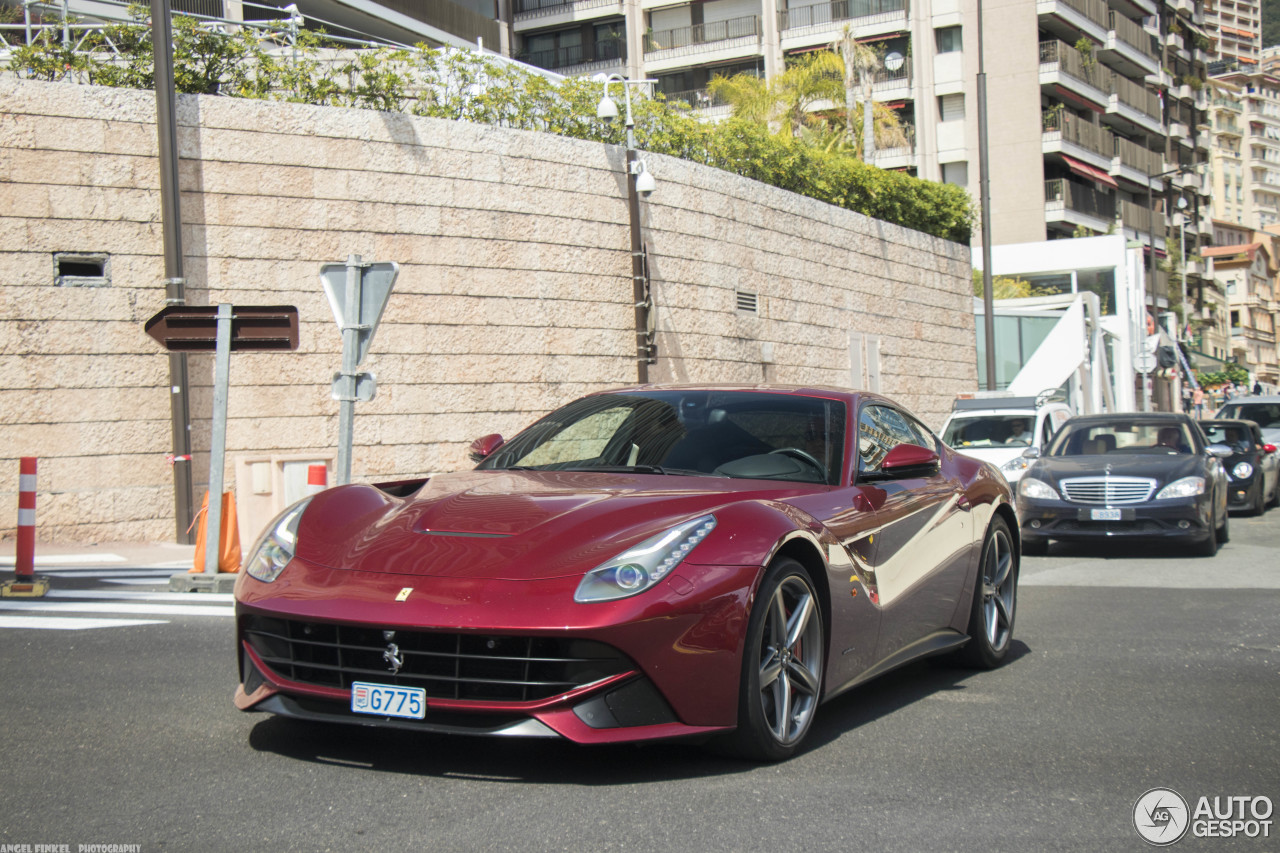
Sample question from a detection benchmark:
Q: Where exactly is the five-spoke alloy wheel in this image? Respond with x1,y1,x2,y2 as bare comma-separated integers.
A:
723,557,825,761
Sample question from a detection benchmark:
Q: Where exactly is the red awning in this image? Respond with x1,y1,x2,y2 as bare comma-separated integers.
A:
1063,154,1118,189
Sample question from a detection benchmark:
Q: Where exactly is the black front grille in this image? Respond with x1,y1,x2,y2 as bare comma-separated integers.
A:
242,615,632,703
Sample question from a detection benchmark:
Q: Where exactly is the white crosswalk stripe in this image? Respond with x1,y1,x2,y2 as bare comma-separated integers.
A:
0,574,235,631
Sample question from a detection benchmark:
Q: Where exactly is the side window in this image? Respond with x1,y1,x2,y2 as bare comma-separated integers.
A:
1040,415,1054,447
858,405,926,475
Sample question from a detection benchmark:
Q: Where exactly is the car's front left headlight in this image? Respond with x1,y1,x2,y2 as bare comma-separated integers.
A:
1018,477,1060,501
574,514,717,603
1001,456,1031,475
1156,477,1206,500
1232,461,1254,480
245,497,313,583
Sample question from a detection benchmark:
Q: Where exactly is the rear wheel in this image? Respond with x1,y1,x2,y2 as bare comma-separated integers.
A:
957,516,1017,669
720,558,824,762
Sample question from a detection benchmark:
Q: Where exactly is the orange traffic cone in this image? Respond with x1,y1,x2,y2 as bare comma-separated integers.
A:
189,491,243,573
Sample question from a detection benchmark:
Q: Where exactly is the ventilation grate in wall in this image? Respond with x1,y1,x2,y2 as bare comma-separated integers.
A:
736,290,758,313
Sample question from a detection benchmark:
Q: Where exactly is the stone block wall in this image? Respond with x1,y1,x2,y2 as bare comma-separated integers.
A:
0,77,975,545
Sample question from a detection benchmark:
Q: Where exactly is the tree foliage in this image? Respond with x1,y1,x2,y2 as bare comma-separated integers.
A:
6,11,973,242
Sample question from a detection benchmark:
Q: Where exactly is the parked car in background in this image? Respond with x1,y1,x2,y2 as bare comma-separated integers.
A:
233,385,1019,761
940,394,1074,483
1214,396,1280,446
1198,419,1279,515
1016,413,1230,557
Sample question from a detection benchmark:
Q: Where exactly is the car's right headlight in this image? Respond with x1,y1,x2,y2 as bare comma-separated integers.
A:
1156,477,1206,500
245,497,312,583
1018,477,1060,501
575,515,717,603
1232,461,1254,480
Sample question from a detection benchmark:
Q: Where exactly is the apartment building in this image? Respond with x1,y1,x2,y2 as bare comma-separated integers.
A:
1208,68,1280,228
510,0,1210,308
1202,235,1280,384
1202,0,1261,68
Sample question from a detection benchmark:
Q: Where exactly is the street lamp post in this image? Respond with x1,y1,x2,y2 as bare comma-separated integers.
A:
1142,165,1187,412
596,74,657,383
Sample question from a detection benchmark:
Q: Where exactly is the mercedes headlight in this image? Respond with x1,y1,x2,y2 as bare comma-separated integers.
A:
245,497,313,583
1018,477,1060,501
575,515,717,603
1232,461,1254,480
1156,477,1205,500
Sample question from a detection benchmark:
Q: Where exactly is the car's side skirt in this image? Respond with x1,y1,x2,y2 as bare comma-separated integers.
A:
822,629,969,703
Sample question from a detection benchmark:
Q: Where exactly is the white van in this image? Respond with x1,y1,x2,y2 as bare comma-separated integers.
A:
939,394,1073,482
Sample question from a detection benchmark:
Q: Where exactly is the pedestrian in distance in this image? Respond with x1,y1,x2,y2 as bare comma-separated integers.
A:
1192,386,1204,419
1254,381,1264,396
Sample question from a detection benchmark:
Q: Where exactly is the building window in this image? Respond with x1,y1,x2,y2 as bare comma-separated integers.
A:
939,93,965,121
935,26,962,53
941,161,968,187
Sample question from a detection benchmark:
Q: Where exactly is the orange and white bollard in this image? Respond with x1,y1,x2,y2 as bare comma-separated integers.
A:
305,464,328,496
4,457,49,598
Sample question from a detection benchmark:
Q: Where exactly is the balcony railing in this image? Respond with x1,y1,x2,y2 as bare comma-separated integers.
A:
1111,71,1160,119
779,0,906,30
1040,39,1112,94
1120,198,1164,234
1044,110,1114,159
1046,178,1116,220
1113,135,1162,173
646,15,761,52
516,38,624,70
661,87,730,110
1054,0,1109,31
1107,10,1156,58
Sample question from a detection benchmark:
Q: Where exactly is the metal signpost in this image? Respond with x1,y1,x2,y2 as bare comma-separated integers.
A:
145,304,299,587
319,255,398,485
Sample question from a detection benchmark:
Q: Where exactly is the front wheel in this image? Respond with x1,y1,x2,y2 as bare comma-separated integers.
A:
957,516,1017,669
720,558,824,761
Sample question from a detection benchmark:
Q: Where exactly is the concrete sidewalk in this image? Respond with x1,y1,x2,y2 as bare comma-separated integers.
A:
0,540,198,570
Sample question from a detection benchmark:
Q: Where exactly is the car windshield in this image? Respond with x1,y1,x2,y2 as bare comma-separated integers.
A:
942,415,1035,447
1200,423,1254,452
1048,421,1195,456
476,391,847,484
1217,403,1280,429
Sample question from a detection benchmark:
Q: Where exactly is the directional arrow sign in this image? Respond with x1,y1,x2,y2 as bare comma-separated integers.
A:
319,261,399,365
144,305,299,352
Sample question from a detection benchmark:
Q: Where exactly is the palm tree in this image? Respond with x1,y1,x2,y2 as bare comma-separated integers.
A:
707,51,842,137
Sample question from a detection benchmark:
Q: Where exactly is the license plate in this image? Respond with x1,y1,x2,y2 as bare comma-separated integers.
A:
1090,508,1122,521
351,681,425,719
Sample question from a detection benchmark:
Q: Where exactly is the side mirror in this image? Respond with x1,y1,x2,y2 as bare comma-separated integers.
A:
1206,443,1232,459
1265,444,1277,455
879,443,941,479
1021,447,1041,460
469,433,505,463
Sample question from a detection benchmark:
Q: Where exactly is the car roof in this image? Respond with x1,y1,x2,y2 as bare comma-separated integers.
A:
1062,412,1192,425
1220,396,1280,404
1200,419,1257,428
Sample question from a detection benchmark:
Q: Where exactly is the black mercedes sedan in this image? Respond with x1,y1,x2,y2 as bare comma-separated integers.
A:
1016,413,1230,557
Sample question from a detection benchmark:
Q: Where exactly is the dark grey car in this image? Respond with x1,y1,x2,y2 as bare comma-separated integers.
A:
1016,413,1231,557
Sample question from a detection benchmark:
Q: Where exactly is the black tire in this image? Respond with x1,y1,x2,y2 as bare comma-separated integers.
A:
957,516,1018,669
1021,537,1048,557
1269,479,1280,509
1197,518,1219,557
1217,509,1229,544
1250,484,1266,517
719,558,824,762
